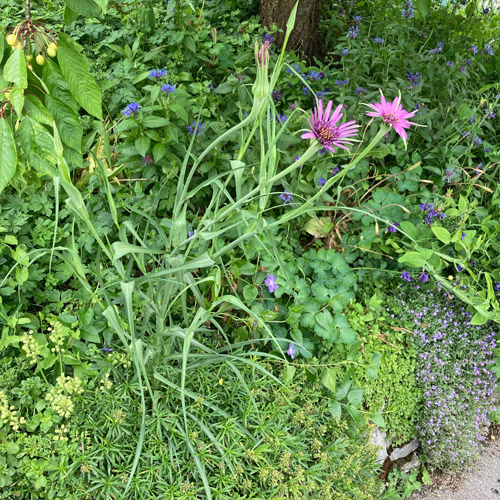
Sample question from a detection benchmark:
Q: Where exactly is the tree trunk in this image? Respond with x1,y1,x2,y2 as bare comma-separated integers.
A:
259,0,325,61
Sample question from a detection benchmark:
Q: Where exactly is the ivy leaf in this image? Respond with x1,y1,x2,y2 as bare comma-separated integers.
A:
0,120,17,193
56,41,102,119
3,48,27,89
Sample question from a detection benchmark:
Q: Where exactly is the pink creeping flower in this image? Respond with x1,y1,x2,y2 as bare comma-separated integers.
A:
302,100,360,152
366,93,417,143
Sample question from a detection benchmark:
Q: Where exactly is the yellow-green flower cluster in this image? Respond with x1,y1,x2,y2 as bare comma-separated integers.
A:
48,321,67,354
45,375,84,418
21,330,42,365
108,350,132,370
0,391,26,431
99,372,113,391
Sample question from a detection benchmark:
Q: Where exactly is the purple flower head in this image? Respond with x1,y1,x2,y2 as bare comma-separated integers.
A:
318,177,326,187
457,264,464,272
353,15,362,23
483,7,490,14
101,344,113,353
265,273,278,293
188,122,203,135
470,115,476,123
442,167,458,183
429,42,444,54
272,89,281,102
309,70,324,81
470,45,478,55
141,154,153,164
484,44,494,56
302,86,311,95
150,68,167,79
374,37,385,44
473,136,482,147
461,232,466,240
161,83,175,93
209,84,215,92
484,147,490,153
402,1,415,17
485,109,497,119
335,79,349,86
331,166,340,175
366,93,417,143
388,222,399,233
302,99,360,153
446,61,454,68
355,87,366,94
286,63,300,74
420,272,429,283
280,190,293,205
122,102,140,117
287,342,296,359
342,48,349,56
494,283,500,292
401,271,412,282
407,72,422,85
262,33,274,43
347,26,359,38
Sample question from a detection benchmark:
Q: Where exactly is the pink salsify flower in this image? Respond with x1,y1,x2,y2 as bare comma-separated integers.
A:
365,92,417,145
301,99,360,152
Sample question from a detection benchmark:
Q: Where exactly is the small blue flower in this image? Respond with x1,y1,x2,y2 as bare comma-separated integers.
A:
318,178,326,187
280,190,293,205
429,42,444,54
187,122,203,135
347,26,358,38
287,342,296,359
342,48,349,56
420,272,429,283
474,136,482,146
401,271,412,282
485,44,494,56
461,232,466,240
470,45,478,55
374,37,385,44
122,102,140,117
457,264,464,272
446,61,454,68
262,33,274,43
150,68,167,79
353,15,362,23
406,72,422,85
354,87,366,94
161,83,175,93
286,63,300,74
387,222,399,233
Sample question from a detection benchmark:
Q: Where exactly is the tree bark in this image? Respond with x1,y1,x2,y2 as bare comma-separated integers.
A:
259,0,325,61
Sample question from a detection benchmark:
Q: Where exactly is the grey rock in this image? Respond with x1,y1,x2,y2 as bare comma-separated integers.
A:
370,426,388,464
402,454,421,473
390,439,420,461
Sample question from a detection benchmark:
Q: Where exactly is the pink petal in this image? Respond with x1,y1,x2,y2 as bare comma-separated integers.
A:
301,132,316,139
324,100,333,119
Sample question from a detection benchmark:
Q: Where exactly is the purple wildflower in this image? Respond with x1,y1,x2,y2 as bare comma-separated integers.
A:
446,61,454,68
272,89,281,102
150,68,167,79
265,273,278,293
301,99,360,152
347,26,359,38
474,136,482,147
353,15,362,23
318,178,326,187
122,102,140,117
461,232,466,240
355,87,366,94
342,48,349,56
280,190,293,205
287,342,296,359
141,154,153,164
262,33,274,43
429,42,444,54
407,72,422,85
374,37,385,44
401,271,412,282
161,84,175,93
420,272,429,283
388,222,399,233
471,45,478,55
484,44,494,56
187,122,203,135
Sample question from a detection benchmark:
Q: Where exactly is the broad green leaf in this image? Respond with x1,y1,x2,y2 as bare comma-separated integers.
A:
370,410,386,428
335,380,352,401
135,136,150,157
398,251,426,268
399,221,419,240
63,5,79,24
43,61,78,113
415,0,431,17
142,116,170,128
0,37,4,63
8,83,24,116
56,42,102,119
282,364,296,384
24,95,53,125
471,311,489,325
153,143,166,163
347,388,364,406
0,120,17,193
328,400,342,419
19,117,58,176
3,48,27,89
431,226,451,244
321,368,336,393
46,96,83,153
64,0,99,17
169,102,189,124
242,284,258,303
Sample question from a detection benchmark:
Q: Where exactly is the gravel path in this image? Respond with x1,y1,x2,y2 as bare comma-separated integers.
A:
411,438,500,500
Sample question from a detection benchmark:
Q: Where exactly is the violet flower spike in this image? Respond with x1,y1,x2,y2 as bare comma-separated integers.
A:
301,99,360,153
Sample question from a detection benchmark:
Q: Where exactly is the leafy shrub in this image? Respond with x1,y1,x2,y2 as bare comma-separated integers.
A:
396,285,497,471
